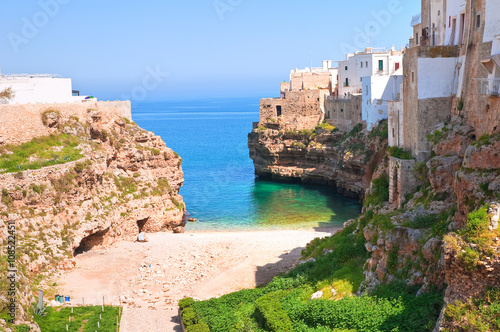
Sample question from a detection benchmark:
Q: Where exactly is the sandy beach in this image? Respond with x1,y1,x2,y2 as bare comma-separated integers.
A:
56,228,339,332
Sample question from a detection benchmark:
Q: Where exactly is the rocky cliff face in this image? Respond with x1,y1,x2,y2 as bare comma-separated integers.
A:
0,108,184,325
248,122,388,198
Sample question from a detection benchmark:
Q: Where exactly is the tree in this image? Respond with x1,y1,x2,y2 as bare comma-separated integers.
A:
0,87,14,103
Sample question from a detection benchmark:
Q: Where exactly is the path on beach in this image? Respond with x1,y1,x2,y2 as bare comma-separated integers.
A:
56,228,337,332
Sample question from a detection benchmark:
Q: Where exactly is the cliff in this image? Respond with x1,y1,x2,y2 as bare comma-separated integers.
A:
248,115,500,330
248,121,388,198
0,106,184,326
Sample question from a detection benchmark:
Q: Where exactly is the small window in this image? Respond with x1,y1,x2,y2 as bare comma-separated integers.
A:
411,72,415,83
317,98,320,101
276,105,282,117
360,77,362,82
366,85,368,95
378,60,383,71
341,109,344,113
361,62,363,68
416,32,419,44
366,61,368,67
395,62,400,71
345,66,348,71
477,14,481,28
345,78,349,87
438,10,440,16
392,128,395,137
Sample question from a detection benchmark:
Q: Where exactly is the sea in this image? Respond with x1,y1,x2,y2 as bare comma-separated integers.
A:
132,96,361,231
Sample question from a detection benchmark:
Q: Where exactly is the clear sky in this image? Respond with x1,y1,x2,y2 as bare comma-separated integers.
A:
0,0,421,101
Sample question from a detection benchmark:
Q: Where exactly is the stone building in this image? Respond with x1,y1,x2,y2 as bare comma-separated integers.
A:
388,0,500,206
258,61,336,131
324,95,362,132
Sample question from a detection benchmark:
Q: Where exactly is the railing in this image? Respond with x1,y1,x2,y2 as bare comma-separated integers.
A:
0,73,63,79
478,78,500,96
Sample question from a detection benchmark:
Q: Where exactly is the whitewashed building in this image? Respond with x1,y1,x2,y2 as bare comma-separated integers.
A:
0,67,90,104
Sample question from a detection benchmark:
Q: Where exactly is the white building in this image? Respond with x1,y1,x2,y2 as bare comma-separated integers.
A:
362,74,403,130
479,0,500,96
337,47,403,98
0,67,91,104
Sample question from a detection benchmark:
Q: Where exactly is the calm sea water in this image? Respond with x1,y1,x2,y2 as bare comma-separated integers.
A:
132,97,361,231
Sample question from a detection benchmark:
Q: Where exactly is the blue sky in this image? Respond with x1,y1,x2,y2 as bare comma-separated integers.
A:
0,0,420,101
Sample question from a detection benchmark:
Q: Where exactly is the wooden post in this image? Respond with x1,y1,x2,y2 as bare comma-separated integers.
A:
102,296,105,311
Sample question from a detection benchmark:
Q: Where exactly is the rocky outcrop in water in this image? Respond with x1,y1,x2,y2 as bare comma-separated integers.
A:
248,122,388,198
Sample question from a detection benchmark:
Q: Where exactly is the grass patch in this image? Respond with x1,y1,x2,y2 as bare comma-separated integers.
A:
316,122,336,132
0,134,83,173
34,306,120,332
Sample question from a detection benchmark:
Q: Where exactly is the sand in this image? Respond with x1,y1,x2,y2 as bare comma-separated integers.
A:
56,228,339,332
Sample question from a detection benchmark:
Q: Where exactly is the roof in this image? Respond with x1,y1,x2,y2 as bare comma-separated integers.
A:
411,13,421,27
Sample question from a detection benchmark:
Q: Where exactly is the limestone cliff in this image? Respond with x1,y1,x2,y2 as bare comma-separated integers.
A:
0,107,184,326
248,122,388,198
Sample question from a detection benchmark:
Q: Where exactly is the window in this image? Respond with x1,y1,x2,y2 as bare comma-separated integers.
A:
366,61,368,67
361,62,363,68
378,60,384,71
341,109,344,113
392,128,395,138
345,78,349,87
345,66,348,71
395,62,400,71
360,78,362,82
411,72,415,83
416,32,419,45
276,105,282,117
366,85,368,95
477,13,481,29
438,10,440,16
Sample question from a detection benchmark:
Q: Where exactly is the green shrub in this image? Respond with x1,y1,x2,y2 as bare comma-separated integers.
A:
364,173,389,207
458,247,480,271
186,322,210,332
386,246,400,274
316,122,336,132
255,291,292,332
387,146,413,159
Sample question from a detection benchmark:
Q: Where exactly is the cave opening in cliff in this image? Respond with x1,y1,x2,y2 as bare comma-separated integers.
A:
73,227,110,257
137,218,150,233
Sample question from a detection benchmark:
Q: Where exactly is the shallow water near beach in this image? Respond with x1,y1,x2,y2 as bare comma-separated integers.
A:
132,96,361,230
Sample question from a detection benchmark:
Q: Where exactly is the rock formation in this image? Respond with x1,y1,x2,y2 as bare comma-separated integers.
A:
248,122,388,198
0,107,184,325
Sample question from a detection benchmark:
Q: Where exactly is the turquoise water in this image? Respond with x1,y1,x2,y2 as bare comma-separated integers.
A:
132,97,361,230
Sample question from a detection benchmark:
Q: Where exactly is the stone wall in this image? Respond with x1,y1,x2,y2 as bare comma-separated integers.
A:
0,100,131,146
388,99,404,147
324,95,362,132
290,71,331,92
259,90,327,130
388,157,418,208
403,47,454,161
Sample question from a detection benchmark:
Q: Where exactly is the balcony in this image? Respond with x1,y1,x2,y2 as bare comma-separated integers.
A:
479,78,500,96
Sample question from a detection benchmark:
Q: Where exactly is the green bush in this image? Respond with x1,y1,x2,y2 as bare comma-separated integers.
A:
255,291,293,332
458,247,480,271
364,173,389,208
316,122,336,132
186,322,210,332
387,146,413,159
